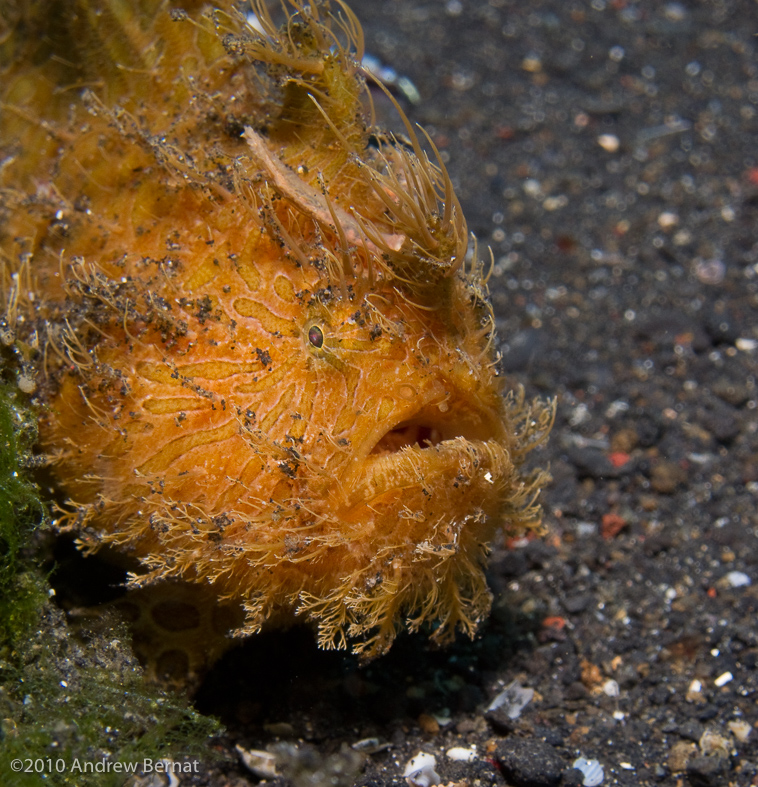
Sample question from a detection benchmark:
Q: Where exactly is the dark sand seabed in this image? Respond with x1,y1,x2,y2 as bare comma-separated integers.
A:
186,2,758,785
36,1,758,785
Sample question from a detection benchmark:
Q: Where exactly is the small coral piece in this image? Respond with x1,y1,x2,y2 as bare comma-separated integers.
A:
0,0,553,674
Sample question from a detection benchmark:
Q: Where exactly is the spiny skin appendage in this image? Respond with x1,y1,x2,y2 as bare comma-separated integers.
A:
0,0,554,680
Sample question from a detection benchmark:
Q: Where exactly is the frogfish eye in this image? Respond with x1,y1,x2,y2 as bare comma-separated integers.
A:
307,325,324,348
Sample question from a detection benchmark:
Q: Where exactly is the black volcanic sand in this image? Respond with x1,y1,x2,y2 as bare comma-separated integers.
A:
172,2,758,786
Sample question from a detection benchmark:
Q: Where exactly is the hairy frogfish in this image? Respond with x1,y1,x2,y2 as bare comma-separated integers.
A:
0,0,554,682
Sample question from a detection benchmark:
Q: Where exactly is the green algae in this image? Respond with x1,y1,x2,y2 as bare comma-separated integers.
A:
0,382,46,648
0,604,222,787
0,382,223,787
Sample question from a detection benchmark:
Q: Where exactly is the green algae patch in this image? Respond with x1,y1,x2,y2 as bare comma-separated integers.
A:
0,605,223,787
0,383,46,647
0,384,223,786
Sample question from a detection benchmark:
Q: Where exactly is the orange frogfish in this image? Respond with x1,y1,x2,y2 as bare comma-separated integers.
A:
0,0,554,680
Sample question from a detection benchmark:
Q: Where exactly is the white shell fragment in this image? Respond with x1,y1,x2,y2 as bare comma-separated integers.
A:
446,746,477,762
714,671,733,687
602,679,620,698
736,337,758,351
351,737,391,754
403,752,440,787
17,373,36,394
431,710,452,727
163,764,180,787
597,133,620,152
361,54,421,104
728,720,752,742
486,679,535,719
572,757,604,786
724,571,751,588
699,729,734,758
236,745,278,779
686,679,703,702
657,211,679,229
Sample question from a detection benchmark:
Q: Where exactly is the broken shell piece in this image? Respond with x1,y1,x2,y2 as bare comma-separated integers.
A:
446,746,477,762
699,729,734,758
403,752,440,787
572,757,604,787
485,679,534,719
351,737,391,754
17,373,36,394
657,211,679,229
686,678,703,702
431,710,452,727
728,720,752,743
236,745,278,779
602,679,619,698
597,134,620,152
668,741,697,773
722,570,751,588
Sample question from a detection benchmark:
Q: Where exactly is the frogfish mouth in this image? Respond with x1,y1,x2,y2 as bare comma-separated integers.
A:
0,0,554,680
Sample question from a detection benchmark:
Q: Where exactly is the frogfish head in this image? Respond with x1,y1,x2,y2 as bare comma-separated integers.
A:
1,0,554,664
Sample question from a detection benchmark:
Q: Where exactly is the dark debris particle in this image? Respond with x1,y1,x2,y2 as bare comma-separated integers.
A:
566,446,623,480
700,403,742,444
703,308,741,345
485,708,516,736
677,719,705,742
255,347,272,366
560,769,585,787
495,738,565,787
561,592,591,614
500,328,547,373
685,754,730,787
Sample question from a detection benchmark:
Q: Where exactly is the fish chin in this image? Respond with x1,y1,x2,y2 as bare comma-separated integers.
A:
296,425,517,659
298,402,518,658
356,436,511,502
352,398,512,513
349,434,514,548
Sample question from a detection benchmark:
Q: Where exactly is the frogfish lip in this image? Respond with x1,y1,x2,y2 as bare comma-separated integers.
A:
345,396,511,507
